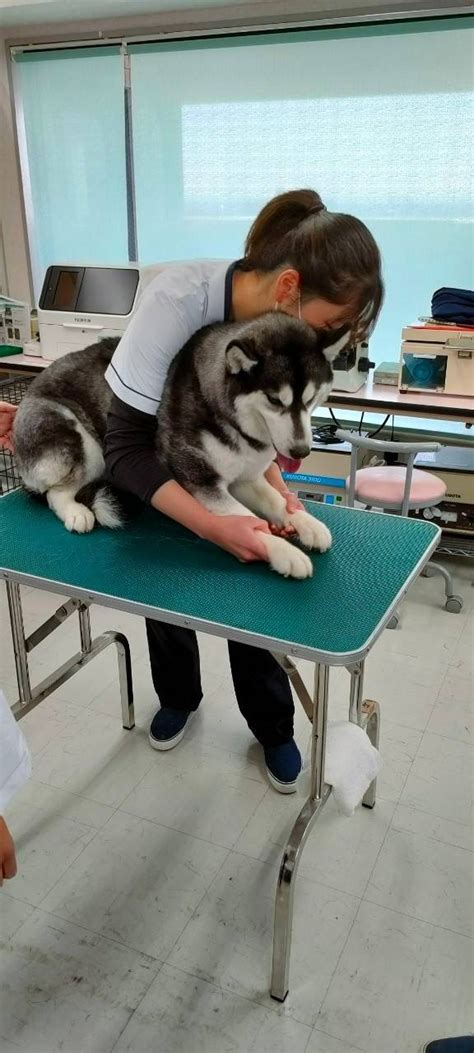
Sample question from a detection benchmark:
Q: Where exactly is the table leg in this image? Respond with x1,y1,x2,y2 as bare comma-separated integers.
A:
6,580,32,704
271,662,331,1002
110,631,135,731
271,653,313,722
6,580,135,730
78,603,92,653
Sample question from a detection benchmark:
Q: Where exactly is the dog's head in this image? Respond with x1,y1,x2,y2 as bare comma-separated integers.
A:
225,313,349,465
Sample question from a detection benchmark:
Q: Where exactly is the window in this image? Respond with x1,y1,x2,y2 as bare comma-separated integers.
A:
15,46,129,293
130,22,473,370
13,18,474,435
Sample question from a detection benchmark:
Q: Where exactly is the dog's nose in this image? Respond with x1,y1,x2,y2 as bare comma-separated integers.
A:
289,443,310,460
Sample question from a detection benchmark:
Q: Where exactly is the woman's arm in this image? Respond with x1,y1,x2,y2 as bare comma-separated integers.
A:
151,481,271,562
103,277,272,563
104,395,172,502
104,396,270,562
264,460,304,513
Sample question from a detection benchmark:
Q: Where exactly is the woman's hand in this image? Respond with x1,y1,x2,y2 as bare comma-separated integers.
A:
284,490,305,514
263,460,305,516
0,401,17,453
204,515,271,562
0,816,17,885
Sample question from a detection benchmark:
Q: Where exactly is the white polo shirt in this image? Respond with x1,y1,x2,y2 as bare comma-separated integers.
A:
105,260,233,415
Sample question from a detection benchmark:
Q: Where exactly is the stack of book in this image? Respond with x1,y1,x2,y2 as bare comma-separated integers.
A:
0,295,30,355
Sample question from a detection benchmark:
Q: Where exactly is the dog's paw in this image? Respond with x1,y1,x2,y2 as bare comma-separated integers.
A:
287,511,332,552
262,535,313,579
64,503,95,534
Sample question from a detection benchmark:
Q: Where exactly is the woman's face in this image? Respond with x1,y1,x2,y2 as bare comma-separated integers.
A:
299,296,352,333
272,269,353,333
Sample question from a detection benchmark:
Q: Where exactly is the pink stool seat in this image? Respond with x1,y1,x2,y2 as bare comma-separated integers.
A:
349,466,447,509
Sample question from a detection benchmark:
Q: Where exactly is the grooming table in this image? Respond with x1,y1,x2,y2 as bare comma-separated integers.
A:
0,491,439,1001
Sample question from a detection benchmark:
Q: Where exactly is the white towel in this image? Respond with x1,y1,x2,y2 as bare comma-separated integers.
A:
300,720,382,816
0,688,31,813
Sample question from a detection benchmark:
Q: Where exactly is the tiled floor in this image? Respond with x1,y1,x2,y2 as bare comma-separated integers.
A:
0,558,472,1053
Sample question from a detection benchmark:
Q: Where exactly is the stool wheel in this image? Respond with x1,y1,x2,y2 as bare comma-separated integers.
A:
387,612,399,630
445,595,463,614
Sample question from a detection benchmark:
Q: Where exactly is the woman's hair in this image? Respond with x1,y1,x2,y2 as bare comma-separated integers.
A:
242,188,383,339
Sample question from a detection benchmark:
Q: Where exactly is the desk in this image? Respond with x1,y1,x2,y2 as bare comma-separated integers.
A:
0,352,46,376
328,374,474,426
1,354,472,426
0,490,439,1001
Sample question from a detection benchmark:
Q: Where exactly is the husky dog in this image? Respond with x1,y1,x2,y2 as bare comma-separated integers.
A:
157,313,348,578
13,314,348,578
13,338,121,533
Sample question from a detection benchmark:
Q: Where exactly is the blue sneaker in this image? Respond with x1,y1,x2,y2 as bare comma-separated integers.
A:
264,740,302,794
149,707,193,751
423,1040,474,1053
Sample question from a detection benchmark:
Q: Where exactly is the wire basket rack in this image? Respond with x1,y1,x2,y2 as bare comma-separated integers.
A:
0,376,32,496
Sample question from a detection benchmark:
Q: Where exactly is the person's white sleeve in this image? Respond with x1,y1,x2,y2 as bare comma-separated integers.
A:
0,689,31,812
105,285,203,415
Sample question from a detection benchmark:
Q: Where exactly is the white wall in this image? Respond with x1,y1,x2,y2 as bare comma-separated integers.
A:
1,1,465,37
0,32,31,302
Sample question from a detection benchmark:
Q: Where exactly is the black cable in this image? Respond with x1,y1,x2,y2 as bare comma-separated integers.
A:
329,407,343,429
367,413,390,439
328,407,394,441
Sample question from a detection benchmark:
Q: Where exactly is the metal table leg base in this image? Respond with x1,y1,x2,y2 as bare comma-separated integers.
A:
271,783,332,1001
271,660,382,1000
6,579,135,729
271,662,330,1002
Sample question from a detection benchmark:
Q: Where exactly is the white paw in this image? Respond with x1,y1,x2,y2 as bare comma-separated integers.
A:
64,503,95,533
287,511,332,552
262,535,313,579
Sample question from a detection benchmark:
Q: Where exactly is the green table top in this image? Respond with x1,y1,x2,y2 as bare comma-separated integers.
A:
0,490,439,663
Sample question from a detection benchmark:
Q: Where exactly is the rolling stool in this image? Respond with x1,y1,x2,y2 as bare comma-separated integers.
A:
337,431,464,626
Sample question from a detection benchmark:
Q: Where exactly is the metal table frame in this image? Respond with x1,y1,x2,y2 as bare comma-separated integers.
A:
271,654,379,1001
6,578,380,1004
2,509,439,1003
6,583,134,729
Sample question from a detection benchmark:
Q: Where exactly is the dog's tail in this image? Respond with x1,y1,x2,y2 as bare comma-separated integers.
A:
75,480,136,529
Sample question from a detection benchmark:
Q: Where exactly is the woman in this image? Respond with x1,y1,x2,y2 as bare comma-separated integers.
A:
103,188,383,790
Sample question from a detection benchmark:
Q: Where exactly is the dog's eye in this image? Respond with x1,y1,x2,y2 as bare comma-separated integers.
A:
267,394,283,408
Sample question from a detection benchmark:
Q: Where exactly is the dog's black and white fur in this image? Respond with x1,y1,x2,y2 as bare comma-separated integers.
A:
156,313,347,577
13,314,349,578
13,338,121,533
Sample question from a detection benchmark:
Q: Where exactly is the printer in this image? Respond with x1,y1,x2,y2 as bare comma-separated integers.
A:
37,263,163,361
399,323,474,398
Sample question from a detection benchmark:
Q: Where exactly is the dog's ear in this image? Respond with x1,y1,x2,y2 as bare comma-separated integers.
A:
225,339,259,375
319,327,351,363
